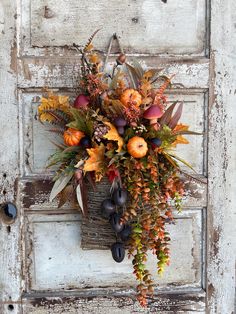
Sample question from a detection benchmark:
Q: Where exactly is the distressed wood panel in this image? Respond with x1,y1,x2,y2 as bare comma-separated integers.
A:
19,176,207,251
22,292,206,313
19,176,207,211
0,1,22,313
24,210,203,292
207,1,236,313
18,58,210,89
2,0,235,313
30,0,207,55
21,92,206,175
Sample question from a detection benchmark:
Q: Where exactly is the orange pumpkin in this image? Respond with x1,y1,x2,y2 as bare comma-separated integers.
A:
120,89,142,107
127,136,148,158
63,128,85,146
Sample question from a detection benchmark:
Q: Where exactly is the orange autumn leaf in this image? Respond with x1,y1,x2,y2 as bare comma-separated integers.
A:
103,122,124,152
89,53,101,64
83,144,105,179
173,123,189,133
172,124,190,147
172,135,189,147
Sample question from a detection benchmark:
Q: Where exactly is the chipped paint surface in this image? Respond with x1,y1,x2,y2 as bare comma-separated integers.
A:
1,0,235,313
18,58,210,89
29,0,206,54
22,211,202,291
0,1,22,314
207,1,236,313
22,292,206,313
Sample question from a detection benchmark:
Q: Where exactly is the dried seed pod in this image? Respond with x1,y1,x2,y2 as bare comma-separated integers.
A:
119,224,132,241
101,199,116,218
110,213,124,233
111,242,125,263
112,188,128,206
116,53,126,65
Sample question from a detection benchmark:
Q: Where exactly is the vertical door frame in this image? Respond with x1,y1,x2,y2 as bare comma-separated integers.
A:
0,1,22,314
207,1,236,313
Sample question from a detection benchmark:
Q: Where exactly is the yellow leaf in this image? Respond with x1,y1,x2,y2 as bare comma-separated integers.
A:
38,92,70,122
103,122,124,153
83,144,105,181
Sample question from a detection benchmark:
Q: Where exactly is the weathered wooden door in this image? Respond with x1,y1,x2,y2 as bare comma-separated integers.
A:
0,1,235,313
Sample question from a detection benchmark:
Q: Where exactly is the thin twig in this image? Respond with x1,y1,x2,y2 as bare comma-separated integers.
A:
104,35,114,69
113,33,124,53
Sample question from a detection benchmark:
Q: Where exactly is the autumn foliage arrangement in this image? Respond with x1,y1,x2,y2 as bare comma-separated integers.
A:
37,32,199,307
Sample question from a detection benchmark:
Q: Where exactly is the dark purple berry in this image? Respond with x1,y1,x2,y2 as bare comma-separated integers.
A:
150,138,162,148
114,117,127,127
117,126,125,135
101,199,116,218
80,136,91,148
114,118,127,136
111,242,125,263
110,213,124,233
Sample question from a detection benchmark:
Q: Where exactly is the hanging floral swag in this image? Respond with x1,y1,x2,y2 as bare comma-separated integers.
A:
37,32,201,307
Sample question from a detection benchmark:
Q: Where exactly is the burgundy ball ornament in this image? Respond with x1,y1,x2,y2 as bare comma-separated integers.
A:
111,242,125,263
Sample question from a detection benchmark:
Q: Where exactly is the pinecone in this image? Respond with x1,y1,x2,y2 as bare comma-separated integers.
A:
93,123,109,142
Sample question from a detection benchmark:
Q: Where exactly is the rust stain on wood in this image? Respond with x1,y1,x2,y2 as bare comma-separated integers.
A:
10,41,17,73
22,179,54,208
211,227,221,258
44,6,55,19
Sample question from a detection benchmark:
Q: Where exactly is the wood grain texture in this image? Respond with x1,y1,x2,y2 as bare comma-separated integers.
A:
207,1,236,313
4,0,236,313
18,57,209,89
23,211,203,292
17,0,209,309
0,1,22,313
22,291,206,313
19,176,207,212
30,0,206,54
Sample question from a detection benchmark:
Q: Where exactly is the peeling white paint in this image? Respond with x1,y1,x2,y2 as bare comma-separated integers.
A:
1,0,235,313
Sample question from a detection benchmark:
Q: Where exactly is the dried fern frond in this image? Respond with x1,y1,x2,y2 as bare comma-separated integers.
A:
154,75,174,102
40,109,71,126
83,29,100,52
47,127,65,135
